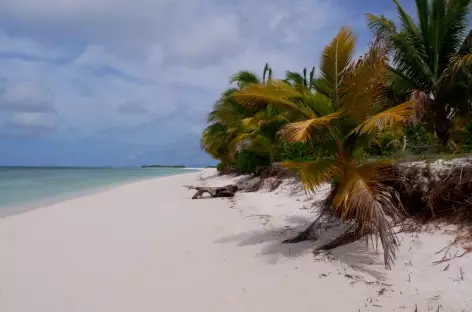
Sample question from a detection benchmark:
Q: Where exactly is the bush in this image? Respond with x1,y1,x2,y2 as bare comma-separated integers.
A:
216,162,226,172
234,150,271,174
465,122,472,148
405,124,440,155
277,140,334,162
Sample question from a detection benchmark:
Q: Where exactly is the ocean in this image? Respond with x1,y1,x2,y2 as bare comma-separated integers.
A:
0,167,198,215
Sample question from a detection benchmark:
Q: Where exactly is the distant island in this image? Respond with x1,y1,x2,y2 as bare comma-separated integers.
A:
141,165,186,168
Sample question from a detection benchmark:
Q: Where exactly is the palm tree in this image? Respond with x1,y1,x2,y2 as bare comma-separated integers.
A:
284,66,316,89
367,0,472,147
232,27,416,267
201,63,284,165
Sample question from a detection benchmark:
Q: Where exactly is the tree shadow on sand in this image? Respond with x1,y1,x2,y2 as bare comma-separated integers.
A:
214,215,387,280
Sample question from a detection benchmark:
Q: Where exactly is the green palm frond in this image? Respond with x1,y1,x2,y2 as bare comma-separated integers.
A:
230,71,261,88
366,14,397,40
285,71,306,87
263,63,273,84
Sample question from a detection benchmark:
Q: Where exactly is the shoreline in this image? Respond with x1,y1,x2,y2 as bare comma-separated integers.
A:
0,170,200,219
0,169,470,311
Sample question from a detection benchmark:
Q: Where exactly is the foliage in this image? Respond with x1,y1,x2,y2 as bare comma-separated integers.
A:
277,140,334,162
232,27,416,267
234,150,271,174
199,3,472,267
367,0,472,146
404,124,440,155
466,122,472,147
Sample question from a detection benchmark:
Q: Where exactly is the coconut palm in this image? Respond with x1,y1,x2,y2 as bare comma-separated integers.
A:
232,27,416,267
367,0,472,147
201,63,284,164
284,66,316,89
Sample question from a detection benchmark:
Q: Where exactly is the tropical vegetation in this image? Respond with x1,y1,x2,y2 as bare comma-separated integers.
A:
200,0,472,267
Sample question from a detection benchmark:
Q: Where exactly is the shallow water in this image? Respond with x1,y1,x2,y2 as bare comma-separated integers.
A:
0,167,197,213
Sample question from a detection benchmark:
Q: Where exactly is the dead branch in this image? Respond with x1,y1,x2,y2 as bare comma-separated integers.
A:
184,184,238,199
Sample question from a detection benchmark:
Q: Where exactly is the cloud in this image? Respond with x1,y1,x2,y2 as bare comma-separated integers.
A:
0,32,69,61
0,0,398,166
7,111,56,129
0,81,55,112
117,101,149,114
165,14,244,67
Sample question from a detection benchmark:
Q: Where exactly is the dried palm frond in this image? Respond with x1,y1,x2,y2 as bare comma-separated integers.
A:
232,81,301,110
314,27,357,104
351,100,416,135
330,160,403,267
279,112,342,143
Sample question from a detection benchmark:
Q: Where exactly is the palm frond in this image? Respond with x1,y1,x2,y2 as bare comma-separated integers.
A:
279,111,342,143
280,159,338,192
392,0,422,42
285,71,306,87
230,71,261,88
232,80,301,110
366,14,397,40
263,63,273,84
315,27,356,104
340,41,388,120
449,53,472,75
415,0,430,55
441,0,471,62
351,100,416,135
331,160,402,267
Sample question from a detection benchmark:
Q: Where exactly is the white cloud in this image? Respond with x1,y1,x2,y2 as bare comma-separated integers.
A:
0,0,361,164
0,81,54,112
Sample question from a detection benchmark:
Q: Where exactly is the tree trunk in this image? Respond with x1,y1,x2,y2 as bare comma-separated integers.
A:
434,102,450,148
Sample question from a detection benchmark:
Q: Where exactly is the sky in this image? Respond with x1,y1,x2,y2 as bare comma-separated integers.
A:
0,0,415,167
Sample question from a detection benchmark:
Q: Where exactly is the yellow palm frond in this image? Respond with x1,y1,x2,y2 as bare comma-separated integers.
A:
232,80,301,110
280,159,338,192
443,53,472,82
315,27,357,102
279,111,342,143
351,100,416,135
340,41,389,120
330,159,401,267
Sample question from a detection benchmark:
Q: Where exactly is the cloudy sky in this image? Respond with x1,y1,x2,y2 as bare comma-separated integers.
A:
0,0,414,167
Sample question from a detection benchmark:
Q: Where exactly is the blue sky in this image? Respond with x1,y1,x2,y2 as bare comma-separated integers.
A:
0,0,414,167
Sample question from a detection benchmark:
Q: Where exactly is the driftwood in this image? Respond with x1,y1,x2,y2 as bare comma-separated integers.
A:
185,185,238,199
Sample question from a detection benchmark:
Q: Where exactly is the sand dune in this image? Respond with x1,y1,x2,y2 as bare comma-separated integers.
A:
0,169,470,311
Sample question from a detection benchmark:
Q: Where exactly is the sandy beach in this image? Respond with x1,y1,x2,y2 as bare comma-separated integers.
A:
0,169,471,312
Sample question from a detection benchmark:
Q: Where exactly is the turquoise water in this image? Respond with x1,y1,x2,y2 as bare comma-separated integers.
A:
0,167,197,213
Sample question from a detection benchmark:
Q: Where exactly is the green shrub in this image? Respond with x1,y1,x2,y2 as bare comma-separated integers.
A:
216,162,226,172
405,124,440,155
277,140,334,162
234,150,271,174
465,122,472,148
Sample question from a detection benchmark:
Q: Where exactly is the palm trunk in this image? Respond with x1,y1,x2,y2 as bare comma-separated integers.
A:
434,101,450,149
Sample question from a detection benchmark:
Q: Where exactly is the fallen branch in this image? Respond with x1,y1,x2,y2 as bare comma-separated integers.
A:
184,185,238,199
432,250,468,265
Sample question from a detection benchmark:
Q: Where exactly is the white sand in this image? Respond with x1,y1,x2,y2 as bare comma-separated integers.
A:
0,169,471,312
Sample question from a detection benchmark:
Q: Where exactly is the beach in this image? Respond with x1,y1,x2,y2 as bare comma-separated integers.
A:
0,169,471,312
